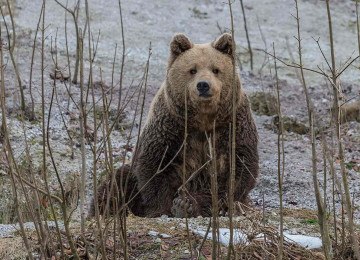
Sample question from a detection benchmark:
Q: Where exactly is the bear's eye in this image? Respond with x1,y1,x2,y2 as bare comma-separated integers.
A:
190,68,197,75
212,68,219,74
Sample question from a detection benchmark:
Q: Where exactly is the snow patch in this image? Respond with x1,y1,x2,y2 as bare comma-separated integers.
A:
283,232,322,249
192,228,248,245
192,227,322,250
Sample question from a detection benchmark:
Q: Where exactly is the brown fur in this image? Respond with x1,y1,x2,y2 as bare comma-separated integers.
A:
89,165,144,217
91,33,259,218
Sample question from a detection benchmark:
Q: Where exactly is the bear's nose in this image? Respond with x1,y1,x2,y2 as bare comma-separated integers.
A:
197,81,210,96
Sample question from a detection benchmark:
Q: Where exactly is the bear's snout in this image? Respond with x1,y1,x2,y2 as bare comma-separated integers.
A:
196,81,211,97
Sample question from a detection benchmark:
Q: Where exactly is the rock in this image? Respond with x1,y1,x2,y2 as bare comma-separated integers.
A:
341,100,360,123
148,230,159,237
160,233,171,238
50,70,69,82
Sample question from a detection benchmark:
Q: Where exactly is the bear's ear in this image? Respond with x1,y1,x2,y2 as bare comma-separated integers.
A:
170,33,193,58
212,33,233,56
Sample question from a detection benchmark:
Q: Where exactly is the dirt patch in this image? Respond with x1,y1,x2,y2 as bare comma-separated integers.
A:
0,237,27,259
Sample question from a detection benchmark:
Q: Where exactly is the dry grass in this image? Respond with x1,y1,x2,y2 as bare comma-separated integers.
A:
0,0,359,259
0,211,327,259
0,237,28,259
0,208,358,259
234,229,324,260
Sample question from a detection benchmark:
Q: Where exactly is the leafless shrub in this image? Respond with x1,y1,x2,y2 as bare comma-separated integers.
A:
0,0,359,259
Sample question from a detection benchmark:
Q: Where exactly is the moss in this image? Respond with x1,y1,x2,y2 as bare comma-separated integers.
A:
249,91,279,116
269,115,309,135
301,219,319,225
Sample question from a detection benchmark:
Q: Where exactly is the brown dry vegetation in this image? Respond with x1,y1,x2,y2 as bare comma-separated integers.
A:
0,0,359,259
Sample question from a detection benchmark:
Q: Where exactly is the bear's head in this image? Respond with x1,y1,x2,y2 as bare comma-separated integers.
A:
165,33,241,129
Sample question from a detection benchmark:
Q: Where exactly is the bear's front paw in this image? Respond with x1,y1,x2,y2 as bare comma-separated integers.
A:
171,196,196,218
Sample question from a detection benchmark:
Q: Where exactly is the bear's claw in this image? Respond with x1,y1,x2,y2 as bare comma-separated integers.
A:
171,196,194,218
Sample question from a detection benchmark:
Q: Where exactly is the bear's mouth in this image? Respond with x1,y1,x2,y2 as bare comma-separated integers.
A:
198,93,213,99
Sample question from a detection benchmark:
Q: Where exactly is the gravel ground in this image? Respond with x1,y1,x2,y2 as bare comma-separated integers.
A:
0,0,359,241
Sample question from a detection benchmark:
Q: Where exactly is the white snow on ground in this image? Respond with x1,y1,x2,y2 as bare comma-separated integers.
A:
0,222,64,238
192,228,248,245
192,227,322,250
283,232,322,250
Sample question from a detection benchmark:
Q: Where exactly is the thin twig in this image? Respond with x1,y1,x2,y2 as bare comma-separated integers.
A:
272,42,284,260
239,0,253,70
227,0,237,259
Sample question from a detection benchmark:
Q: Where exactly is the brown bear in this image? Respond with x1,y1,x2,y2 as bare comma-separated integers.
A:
91,33,259,218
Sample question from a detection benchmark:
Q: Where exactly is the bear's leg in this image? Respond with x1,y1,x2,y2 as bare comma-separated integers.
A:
234,157,258,204
141,184,177,217
89,165,144,217
230,145,258,213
